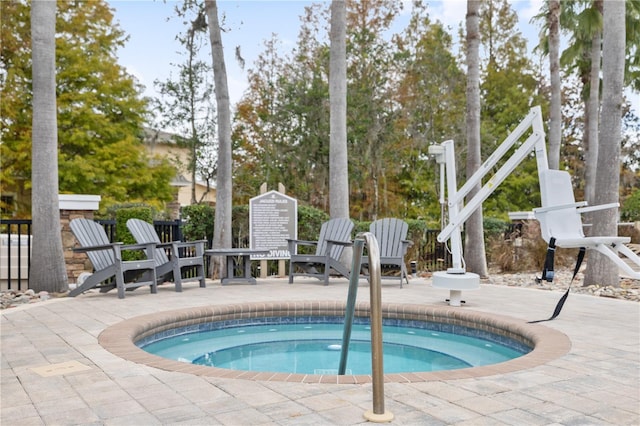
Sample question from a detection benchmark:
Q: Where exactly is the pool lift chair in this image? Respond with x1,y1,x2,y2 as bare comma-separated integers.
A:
534,169,640,281
429,106,639,307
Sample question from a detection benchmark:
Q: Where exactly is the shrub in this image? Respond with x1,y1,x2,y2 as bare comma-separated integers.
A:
483,217,510,238
621,189,640,222
182,204,214,243
619,222,640,244
487,220,578,273
297,205,330,241
101,202,154,220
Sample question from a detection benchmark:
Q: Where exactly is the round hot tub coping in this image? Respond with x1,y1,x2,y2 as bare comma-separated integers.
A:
98,300,571,384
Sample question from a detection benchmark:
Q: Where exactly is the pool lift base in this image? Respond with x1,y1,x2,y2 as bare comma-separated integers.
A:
433,270,479,307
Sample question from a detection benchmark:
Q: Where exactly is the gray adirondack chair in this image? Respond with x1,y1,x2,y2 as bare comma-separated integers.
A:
361,218,413,287
126,219,206,291
288,218,354,285
69,218,157,299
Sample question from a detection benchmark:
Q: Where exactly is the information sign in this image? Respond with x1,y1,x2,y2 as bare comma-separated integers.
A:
249,190,297,259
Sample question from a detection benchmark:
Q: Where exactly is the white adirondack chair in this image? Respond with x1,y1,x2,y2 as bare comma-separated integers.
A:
533,169,640,279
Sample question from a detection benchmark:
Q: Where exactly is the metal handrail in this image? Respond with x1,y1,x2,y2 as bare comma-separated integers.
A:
339,231,393,422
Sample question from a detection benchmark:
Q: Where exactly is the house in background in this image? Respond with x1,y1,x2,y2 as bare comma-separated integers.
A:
143,128,216,212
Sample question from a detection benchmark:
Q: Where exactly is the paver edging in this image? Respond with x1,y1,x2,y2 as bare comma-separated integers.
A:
98,300,571,383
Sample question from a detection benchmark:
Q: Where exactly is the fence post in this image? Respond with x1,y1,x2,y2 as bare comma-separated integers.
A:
59,195,101,284
173,219,183,242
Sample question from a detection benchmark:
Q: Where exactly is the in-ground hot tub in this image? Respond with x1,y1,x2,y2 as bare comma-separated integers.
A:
99,300,571,383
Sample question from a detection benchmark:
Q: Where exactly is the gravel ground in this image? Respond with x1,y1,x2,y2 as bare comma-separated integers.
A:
483,267,639,302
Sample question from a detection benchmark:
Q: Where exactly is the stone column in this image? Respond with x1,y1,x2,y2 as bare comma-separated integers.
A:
59,195,101,284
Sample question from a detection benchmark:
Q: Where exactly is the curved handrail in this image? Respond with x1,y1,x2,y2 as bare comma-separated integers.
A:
339,232,392,421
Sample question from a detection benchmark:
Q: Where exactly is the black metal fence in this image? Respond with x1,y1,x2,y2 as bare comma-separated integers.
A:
419,229,455,272
1,218,454,291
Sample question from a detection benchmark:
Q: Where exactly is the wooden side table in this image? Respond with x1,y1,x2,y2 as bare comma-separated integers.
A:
205,249,269,285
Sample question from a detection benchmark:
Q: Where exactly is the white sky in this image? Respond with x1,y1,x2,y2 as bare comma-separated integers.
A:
107,0,638,116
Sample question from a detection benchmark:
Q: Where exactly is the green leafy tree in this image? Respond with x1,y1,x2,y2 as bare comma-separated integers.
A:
391,1,465,220
154,1,216,204
345,0,403,220
621,189,640,222
233,5,332,208
1,0,35,215
232,0,550,226
534,0,640,205
477,0,547,218
1,0,174,216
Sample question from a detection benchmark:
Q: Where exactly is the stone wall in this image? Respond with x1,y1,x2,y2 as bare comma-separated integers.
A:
60,209,94,284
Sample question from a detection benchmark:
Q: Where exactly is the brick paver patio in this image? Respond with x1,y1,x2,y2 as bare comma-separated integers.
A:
2,277,638,425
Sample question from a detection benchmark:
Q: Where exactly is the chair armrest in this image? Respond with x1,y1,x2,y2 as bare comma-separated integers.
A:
533,201,587,214
171,239,208,247
287,239,318,247
576,202,619,214
121,242,157,252
326,239,353,247
401,240,413,254
170,240,207,250
324,240,353,256
170,240,206,257
323,239,353,256
73,243,122,253
287,239,318,256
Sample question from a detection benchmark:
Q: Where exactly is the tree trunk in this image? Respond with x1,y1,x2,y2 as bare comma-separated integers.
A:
547,0,561,170
584,0,625,286
464,0,488,278
329,0,349,220
205,0,232,278
584,0,602,207
329,0,351,268
30,0,68,293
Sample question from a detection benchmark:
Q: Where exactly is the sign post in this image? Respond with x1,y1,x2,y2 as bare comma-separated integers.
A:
250,184,297,278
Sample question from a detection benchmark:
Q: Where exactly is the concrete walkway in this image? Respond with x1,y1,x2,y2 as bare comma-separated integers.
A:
2,277,639,425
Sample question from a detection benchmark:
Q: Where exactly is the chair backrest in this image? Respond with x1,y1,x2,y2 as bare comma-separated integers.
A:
316,218,354,259
127,219,169,266
537,169,585,242
70,218,114,272
370,218,408,258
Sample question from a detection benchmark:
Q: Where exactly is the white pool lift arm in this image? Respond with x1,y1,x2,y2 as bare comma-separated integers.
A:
428,106,549,305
